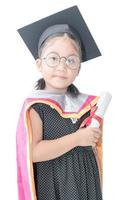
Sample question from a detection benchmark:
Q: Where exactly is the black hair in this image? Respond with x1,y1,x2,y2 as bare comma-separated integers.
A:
38,32,82,60
35,32,81,97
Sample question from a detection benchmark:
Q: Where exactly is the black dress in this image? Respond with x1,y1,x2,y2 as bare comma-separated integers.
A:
32,103,102,200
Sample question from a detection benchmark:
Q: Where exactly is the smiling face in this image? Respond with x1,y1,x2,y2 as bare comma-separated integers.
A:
36,34,81,93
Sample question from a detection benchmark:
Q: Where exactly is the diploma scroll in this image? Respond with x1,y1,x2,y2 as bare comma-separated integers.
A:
89,91,112,128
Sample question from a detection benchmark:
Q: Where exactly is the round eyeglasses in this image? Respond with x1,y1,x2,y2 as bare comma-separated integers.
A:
41,52,81,70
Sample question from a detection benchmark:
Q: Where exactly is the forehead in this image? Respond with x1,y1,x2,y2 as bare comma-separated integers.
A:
41,34,80,56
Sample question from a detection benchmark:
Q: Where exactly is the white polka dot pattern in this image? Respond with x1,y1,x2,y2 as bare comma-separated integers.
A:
32,103,102,200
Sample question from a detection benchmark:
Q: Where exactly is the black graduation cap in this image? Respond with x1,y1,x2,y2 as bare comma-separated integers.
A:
17,5,101,62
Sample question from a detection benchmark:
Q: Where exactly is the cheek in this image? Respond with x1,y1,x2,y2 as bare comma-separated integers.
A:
41,65,52,77
68,70,78,81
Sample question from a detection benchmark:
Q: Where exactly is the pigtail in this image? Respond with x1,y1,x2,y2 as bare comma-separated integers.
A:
67,84,80,97
35,78,45,90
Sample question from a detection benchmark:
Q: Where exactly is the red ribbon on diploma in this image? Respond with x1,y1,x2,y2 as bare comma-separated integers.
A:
80,106,102,128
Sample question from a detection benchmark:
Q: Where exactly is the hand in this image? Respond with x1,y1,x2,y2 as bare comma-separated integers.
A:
75,127,102,147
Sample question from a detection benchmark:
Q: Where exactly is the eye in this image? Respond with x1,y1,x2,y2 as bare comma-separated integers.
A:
66,55,80,69
45,53,60,67
67,58,75,64
49,56,58,61
46,53,59,63
52,56,58,60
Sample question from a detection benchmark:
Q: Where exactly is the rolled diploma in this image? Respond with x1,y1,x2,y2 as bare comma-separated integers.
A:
89,92,112,128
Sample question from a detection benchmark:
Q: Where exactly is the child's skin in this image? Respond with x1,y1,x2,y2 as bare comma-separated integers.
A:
36,34,81,93
30,34,102,163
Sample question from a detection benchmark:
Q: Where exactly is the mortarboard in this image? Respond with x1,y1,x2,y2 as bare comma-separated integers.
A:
17,5,101,62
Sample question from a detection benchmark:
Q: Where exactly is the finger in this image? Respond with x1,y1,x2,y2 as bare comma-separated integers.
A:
93,133,101,139
92,127,101,132
98,136,102,143
91,142,96,147
94,131,102,137
87,127,102,135
93,129,102,135
93,138,98,143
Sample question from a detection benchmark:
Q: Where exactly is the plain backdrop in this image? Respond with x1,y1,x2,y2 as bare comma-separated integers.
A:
0,0,136,199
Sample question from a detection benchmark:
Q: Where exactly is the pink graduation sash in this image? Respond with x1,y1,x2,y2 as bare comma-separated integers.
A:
16,95,103,200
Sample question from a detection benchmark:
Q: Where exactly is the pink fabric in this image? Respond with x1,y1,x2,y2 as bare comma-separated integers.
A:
16,101,32,200
80,95,96,111
16,95,97,199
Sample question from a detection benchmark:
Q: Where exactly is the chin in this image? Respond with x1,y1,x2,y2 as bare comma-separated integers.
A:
52,82,69,89
52,84,68,90
54,86,68,90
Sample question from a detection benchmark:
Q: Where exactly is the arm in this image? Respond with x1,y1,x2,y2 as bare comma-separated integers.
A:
29,108,79,163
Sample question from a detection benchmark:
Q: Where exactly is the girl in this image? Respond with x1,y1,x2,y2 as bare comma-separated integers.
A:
16,6,103,200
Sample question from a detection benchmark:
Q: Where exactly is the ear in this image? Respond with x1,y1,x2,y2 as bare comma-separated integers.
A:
36,58,42,72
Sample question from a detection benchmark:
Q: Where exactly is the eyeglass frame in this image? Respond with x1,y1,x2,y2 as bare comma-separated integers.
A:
40,52,81,70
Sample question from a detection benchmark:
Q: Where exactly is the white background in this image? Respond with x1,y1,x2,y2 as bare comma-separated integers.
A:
0,0,136,199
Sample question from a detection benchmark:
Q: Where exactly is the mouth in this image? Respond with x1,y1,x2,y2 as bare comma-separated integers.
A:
53,75,68,79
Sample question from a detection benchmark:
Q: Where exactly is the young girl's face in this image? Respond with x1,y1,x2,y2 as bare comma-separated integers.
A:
36,34,81,93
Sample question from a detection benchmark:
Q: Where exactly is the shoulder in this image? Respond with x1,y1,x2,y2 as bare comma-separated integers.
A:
76,92,99,107
29,103,47,122
75,91,98,99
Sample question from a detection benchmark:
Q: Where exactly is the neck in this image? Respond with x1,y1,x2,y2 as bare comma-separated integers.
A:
43,88,67,95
